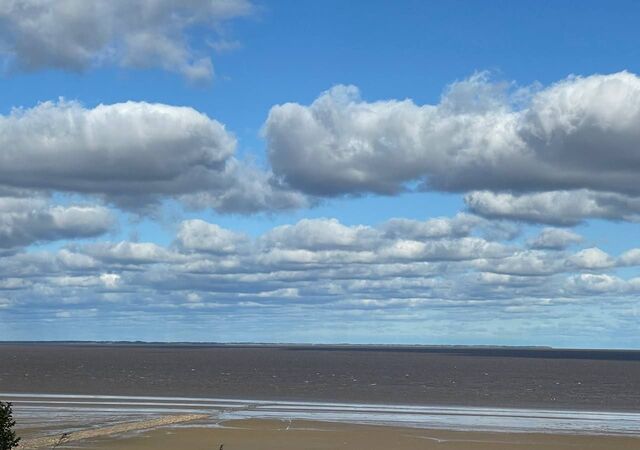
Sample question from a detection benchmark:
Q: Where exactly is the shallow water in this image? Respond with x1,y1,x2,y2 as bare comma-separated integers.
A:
5,392,640,436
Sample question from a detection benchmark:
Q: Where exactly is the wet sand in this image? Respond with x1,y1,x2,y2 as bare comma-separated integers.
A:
77,419,640,450
10,392,640,436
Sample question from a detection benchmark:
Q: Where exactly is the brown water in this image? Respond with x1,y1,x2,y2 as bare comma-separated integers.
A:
1,343,640,411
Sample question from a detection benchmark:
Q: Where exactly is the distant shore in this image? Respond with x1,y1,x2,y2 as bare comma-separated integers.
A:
4,340,640,354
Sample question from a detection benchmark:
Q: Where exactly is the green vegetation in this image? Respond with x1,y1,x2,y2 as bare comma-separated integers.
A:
0,401,20,450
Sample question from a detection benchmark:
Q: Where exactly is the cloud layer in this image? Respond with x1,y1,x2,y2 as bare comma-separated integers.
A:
0,0,253,82
2,214,639,343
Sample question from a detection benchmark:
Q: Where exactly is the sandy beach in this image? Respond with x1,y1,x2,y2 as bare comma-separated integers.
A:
21,418,640,450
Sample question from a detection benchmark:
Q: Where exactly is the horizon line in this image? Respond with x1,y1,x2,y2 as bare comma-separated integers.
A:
2,340,640,352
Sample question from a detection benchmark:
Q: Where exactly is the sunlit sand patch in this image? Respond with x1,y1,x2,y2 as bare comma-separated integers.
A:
70,420,640,450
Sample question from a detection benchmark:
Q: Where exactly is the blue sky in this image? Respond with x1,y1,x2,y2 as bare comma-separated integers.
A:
1,0,640,347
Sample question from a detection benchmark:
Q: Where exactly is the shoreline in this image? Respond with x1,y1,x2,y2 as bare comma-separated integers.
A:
4,389,640,414
7,392,640,438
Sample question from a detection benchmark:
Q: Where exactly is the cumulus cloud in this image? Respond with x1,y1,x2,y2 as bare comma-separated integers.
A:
57,249,99,270
0,99,304,213
49,274,119,288
475,272,538,287
564,273,628,295
382,213,520,242
466,190,640,225
256,216,509,264
176,219,248,254
0,196,114,249
265,78,518,196
264,71,640,223
527,228,583,250
6,71,640,222
0,100,233,195
569,247,616,270
0,0,253,82
261,218,377,251
381,213,481,240
83,241,178,265
618,248,640,266
474,250,564,276
379,237,508,262
180,159,309,214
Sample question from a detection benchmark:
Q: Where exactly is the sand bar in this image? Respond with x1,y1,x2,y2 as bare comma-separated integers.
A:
17,414,208,449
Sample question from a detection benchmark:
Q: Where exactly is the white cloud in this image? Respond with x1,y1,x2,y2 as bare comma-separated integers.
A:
0,100,232,196
379,237,508,262
180,159,309,213
57,249,98,270
99,273,120,289
0,0,253,82
569,247,616,270
265,71,640,224
474,250,564,276
85,241,177,265
565,273,625,294
382,213,481,240
2,214,640,344
5,71,640,222
0,100,303,213
0,196,114,249
0,277,31,289
177,219,248,254
619,248,640,266
254,287,299,298
466,190,640,225
262,218,377,251
265,77,519,196
527,228,583,250
475,272,536,286
50,275,109,288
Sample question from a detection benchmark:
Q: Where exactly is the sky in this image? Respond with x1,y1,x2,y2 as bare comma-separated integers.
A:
1,0,640,347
